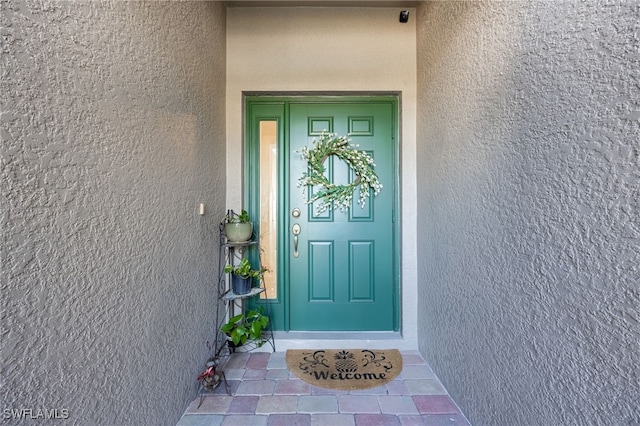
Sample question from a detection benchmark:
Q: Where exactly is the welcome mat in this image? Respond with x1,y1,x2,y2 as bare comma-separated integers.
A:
285,349,403,391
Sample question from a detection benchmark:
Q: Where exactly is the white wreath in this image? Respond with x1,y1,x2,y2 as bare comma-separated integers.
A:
297,132,382,213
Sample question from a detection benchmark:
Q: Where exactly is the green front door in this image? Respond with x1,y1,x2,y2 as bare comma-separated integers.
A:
246,97,398,332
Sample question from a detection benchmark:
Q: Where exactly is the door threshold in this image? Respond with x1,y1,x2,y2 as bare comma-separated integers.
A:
274,331,402,340
265,331,417,352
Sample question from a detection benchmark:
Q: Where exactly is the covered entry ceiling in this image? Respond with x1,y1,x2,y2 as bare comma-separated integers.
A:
226,1,419,7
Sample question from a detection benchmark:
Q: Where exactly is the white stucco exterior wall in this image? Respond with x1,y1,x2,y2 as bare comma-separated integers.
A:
226,6,418,347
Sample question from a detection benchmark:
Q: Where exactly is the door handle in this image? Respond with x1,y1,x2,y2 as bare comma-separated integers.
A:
292,223,301,258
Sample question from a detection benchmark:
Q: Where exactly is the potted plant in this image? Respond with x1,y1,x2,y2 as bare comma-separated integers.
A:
224,257,268,295
223,209,253,242
220,307,270,348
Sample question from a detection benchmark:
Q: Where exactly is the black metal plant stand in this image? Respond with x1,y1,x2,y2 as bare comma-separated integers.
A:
196,214,275,402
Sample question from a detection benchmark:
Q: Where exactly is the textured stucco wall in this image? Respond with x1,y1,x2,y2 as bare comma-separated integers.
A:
1,1,226,424
416,1,639,425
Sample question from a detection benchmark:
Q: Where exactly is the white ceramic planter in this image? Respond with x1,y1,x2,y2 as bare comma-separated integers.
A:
224,222,253,242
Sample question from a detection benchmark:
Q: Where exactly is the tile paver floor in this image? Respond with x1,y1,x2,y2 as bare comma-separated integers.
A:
178,350,471,426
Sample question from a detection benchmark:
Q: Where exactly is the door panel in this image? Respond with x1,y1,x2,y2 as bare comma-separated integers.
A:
288,102,396,331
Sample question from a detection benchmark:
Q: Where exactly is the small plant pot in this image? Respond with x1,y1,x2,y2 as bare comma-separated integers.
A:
231,274,251,295
225,222,253,242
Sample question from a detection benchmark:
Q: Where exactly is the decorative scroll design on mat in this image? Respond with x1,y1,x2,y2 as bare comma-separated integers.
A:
286,349,402,391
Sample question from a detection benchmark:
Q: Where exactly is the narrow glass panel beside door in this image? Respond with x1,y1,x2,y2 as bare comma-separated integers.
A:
259,120,278,299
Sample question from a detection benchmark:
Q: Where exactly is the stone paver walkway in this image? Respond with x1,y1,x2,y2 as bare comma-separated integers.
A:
177,350,471,426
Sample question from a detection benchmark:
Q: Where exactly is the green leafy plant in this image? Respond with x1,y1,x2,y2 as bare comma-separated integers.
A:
224,209,251,224
224,257,268,280
222,209,253,242
220,307,270,347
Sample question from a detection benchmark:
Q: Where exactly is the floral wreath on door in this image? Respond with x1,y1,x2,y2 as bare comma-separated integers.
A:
297,132,382,213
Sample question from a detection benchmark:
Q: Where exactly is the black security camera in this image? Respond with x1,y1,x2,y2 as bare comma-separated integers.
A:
399,10,409,23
